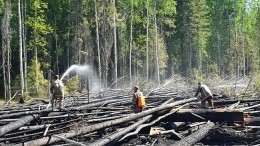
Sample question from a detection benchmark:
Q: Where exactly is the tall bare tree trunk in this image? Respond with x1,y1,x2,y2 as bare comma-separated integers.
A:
154,0,160,85
215,1,220,75
55,14,59,75
95,0,102,88
76,0,82,89
1,5,7,101
18,0,25,103
235,19,239,78
242,7,246,76
22,0,27,93
129,0,133,85
1,0,12,103
33,2,39,94
67,30,70,68
113,0,117,87
189,36,192,77
66,0,71,68
146,0,149,81
102,0,108,88
197,27,202,76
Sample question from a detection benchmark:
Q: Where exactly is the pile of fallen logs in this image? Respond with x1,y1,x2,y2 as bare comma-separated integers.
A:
0,79,259,146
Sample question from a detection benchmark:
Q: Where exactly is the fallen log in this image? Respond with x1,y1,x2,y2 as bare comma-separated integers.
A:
40,114,78,120
164,109,244,122
157,129,183,138
119,104,188,142
0,109,52,119
16,118,80,133
213,99,260,106
241,103,260,111
172,121,215,146
88,107,127,111
89,115,152,146
86,115,127,123
90,99,179,146
0,118,82,143
0,119,18,123
15,97,197,146
244,117,260,126
0,114,39,137
91,101,185,146
74,99,173,145
0,108,31,115
107,100,131,106
72,99,129,110
52,135,85,146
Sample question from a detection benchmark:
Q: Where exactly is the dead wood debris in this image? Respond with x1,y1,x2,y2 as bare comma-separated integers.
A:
0,78,259,146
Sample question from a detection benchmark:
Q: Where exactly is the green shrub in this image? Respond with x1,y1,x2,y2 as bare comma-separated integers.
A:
192,68,205,81
27,58,48,98
255,74,260,95
65,76,80,96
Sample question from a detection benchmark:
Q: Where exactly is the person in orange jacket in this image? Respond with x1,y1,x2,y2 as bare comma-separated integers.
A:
131,86,144,113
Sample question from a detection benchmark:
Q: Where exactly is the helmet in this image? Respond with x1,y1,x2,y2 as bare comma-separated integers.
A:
134,86,139,90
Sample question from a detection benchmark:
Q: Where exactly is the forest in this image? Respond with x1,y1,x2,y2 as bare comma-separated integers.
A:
0,0,260,103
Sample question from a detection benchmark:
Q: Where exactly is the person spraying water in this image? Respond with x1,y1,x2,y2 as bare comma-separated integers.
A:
50,75,64,108
46,64,101,109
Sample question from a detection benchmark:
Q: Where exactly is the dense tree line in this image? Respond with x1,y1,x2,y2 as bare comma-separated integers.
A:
0,0,259,102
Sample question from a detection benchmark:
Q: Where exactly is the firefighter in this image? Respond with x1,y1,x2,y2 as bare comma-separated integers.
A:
194,82,214,108
131,86,144,113
50,75,64,108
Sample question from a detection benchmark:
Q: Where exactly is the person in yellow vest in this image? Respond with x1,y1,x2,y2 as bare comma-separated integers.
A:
132,86,144,113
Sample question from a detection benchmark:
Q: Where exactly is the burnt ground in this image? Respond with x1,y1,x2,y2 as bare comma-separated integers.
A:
0,76,259,146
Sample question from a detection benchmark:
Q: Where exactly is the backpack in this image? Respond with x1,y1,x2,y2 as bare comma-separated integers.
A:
137,93,146,108
53,80,63,95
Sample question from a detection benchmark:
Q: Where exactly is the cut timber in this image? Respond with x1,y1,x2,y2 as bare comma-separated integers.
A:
164,109,244,122
15,97,197,146
172,121,215,146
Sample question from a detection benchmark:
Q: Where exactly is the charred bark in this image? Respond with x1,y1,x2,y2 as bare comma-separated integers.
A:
213,99,260,106
0,114,39,137
119,103,188,142
15,98,197,146
164,109,244,122
172,121,215,146
89,98,176,145
0,109,52,119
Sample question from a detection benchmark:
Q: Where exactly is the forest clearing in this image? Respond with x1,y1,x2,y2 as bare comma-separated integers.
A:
1,0,260,145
